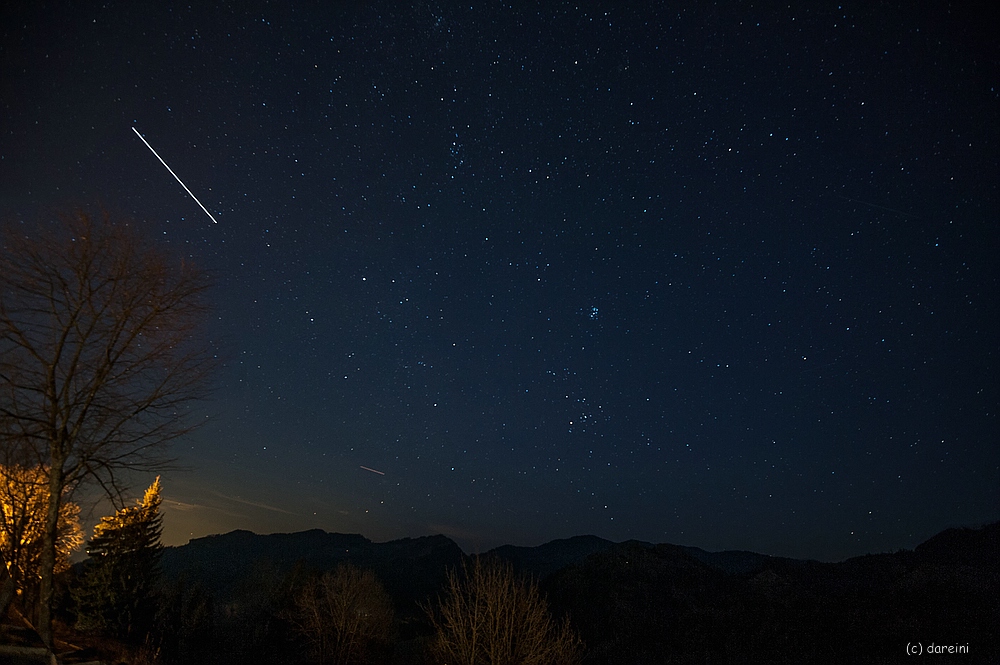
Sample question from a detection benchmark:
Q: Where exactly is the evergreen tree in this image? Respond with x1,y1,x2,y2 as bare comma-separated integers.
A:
73,477,164,643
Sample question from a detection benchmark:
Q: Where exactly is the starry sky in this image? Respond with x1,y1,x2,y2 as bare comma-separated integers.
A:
1,1,996,561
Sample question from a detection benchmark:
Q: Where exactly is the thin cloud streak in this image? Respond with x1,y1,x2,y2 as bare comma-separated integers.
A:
212,492,299,515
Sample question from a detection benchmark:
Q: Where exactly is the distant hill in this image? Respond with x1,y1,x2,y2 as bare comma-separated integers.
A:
484,534,805,579
161,520,999,603
161,529,465,609
539,523,999,664
161,528,810,604
486,534,619,579
914,520,1000,568
155,522,998,664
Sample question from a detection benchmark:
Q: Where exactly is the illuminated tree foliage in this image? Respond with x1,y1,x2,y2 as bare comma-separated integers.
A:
0,464,83,608
427,557,584,665
73,477,164,643
286,563,395,665
0,210,212,644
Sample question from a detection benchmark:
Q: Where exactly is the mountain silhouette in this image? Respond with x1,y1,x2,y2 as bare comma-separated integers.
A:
156,521,998,664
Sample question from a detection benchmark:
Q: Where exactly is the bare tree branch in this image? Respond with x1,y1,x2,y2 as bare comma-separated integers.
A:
426,557,584,665
0,209,215,645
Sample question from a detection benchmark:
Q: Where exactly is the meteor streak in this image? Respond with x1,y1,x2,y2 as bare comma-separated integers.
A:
132,126,219,224
359,465,385,475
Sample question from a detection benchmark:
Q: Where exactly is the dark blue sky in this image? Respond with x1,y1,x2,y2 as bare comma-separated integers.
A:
2,1,996,561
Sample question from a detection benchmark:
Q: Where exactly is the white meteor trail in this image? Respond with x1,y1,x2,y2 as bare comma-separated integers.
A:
132,126,219,224
359,465,385,475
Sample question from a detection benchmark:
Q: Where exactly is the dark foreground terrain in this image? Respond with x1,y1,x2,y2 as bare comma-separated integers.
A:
150,521,998,664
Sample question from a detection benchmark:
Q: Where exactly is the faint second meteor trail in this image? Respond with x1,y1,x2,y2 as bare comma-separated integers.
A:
132,126,219,224
359,465,385,475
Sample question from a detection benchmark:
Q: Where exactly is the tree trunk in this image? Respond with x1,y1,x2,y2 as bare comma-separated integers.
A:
37,458,65,649
0,552,16,619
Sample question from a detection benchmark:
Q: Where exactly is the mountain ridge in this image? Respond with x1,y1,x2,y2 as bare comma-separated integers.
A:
153,521,998,663
162,520,999,591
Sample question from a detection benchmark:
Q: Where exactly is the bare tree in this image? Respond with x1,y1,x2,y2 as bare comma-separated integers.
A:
427,557,584,665
286,563,394,665
0,210,213,645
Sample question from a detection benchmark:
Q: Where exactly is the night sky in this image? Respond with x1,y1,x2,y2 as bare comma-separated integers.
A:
1,2,996,562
